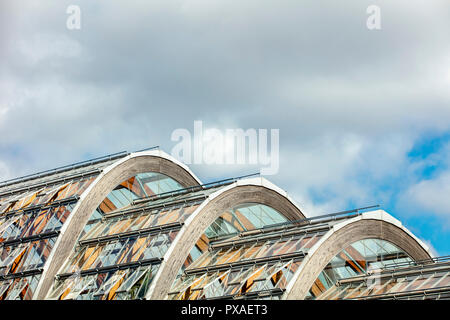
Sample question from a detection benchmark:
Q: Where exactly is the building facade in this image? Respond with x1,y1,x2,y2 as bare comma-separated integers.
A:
0,149,448,300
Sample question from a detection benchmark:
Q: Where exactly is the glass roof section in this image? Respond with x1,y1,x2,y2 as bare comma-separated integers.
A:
315,256,450,300
0,151,129,300
47,172,204,300
168,207,376,300
306,239,413,300
47,174,290,300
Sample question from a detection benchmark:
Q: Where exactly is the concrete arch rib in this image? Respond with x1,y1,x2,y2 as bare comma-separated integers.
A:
34,150,201,299
282,210,433,300
146,177,305,299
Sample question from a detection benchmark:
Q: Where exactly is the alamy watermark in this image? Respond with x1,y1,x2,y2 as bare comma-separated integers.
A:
64,4,381,32
66,5,81,30
171,121,279,175
367,5,381,30
65,5,380,31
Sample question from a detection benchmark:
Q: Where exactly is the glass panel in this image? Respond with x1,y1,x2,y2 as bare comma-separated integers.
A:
310,239,413,300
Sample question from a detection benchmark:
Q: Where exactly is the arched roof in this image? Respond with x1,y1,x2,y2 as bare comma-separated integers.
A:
282,210,433,299
0,148,440,301
34,150,201,299
146,177,305,299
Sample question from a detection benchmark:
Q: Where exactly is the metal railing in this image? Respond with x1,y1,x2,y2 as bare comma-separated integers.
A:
0,145,160,190
78,222,183,246
207,205,380,244
0,230,60,248
132,172,260,205
57,257,163,280
3,195,80,218
104,196,206,220
184,251,306,275
262,205,380,230
380,255,450,271
0,151,128,189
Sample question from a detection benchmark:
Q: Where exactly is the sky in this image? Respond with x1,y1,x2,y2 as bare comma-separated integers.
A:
1,1,449,255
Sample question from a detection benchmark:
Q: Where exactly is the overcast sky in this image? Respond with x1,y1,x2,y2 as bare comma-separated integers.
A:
1,1,450,255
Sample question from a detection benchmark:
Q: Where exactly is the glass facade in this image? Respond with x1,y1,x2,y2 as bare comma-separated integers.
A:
95,172,184,214
47,172,191,300
205,203,288,238
0,176,98,300
168,203,319,300
0,154,124,300
81,172,184,235
306,239,413,299
0,150,445,300
316,256,450,300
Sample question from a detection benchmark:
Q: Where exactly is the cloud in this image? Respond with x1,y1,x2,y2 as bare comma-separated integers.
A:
402,171,450,219
0,161,11,182
1,0,450,250
395,141,450,223
419,238,440,257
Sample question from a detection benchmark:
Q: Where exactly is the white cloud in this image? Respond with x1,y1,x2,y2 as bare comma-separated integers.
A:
402,171,450,218
0,161,11,182
396,142,450,224
419,238,440,257
0,0,449,233
274,132,415,213
288,192,347,217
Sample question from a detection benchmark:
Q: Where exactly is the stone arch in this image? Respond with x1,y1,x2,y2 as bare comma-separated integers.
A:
282,210,432,299
146,177,305,299
34,150,201,299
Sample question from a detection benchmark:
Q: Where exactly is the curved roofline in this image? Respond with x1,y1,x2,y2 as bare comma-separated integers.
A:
282,209,433,300
146,177,305,299
103,149,202,185
35,150,201,299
